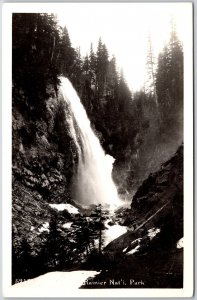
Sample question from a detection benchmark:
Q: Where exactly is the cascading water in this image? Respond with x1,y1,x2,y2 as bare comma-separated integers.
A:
59,77,121,208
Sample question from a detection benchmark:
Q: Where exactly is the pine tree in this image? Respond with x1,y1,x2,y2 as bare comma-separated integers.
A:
106,55,119,99
96,38,109,99
89,43,97,88
71,47,83,93
89,204,109,254
82,54,90,76
155,20,183,143
118,70,132,114
59,26,75,77
156,22,183,123
168,20,183,110
145,35,158,107
12,13,62,117
43,212,67,269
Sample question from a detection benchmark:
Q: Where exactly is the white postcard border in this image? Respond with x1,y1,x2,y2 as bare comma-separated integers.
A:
2,2,194,298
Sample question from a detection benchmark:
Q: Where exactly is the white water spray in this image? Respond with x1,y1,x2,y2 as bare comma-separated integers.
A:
59,77,121,208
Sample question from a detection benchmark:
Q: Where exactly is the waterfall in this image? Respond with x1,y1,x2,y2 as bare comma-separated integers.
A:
59,77,121,208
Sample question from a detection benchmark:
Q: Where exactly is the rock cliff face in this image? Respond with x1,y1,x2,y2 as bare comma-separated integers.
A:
106,144,183,252
90,145,183,288
12,84,79,282
131,143,183,242
12,86,77,203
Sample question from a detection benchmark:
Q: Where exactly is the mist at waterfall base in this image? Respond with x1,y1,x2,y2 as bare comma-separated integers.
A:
59,77,122,209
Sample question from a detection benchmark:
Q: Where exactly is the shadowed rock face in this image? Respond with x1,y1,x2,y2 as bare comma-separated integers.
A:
106,144,183,252
132,144,183,211
82,145,183,289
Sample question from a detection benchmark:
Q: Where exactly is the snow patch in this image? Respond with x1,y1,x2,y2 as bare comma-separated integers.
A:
126,245,140,255
62,222,73,229
103,224,127,246
131,238,142,244
49,203,79,214
147,227,160,240
176,237,184,249
7,271,100,297
38,222,49,233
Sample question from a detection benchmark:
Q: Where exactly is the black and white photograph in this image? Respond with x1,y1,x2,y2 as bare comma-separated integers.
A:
2,2,193,298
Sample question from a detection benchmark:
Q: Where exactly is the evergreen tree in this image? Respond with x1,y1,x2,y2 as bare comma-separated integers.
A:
90,204,107,254
43,212,67,269
145,35,158,106
82,54,90,76
96,38,109,99
118,70,132,114
106,56,119,100
71,47,83,93
168,21,183,110
59,26,75,77
156,21,183,138
89,43,97,88
12,13,62,118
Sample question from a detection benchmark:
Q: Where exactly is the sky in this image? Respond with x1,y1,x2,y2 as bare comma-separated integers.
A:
57,3,190,92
